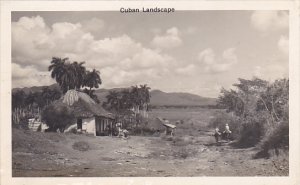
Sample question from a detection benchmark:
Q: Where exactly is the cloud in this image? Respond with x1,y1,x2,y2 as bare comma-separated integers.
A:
197,48,238,73
81,18,105,37
184,26,198,35
12,16,175,88
151,27,182,49
253,64,288,81
12,63,55,88
278,35,289,55
175,64,197,75
251,10,288,32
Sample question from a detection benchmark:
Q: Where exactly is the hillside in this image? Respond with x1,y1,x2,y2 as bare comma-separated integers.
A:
94,89,216,107
150,90,216,107
12,84,61,94
12,85,216,107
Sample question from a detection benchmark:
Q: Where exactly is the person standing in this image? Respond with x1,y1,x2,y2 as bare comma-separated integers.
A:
224,123,232,141
214,127,221,143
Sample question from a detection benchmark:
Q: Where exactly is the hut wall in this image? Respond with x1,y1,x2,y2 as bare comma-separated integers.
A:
82,117,96,135
95,116,114,136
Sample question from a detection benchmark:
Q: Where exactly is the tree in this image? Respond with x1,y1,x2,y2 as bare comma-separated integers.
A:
73,61,87,89
12,90,26,109
48,57,87,93
41,87,62,106
85,69,102,93
48,57,69,92
104,85,151,132
217,78,268,117
257,78,289,122
216,77,289,148
104,90,122,113
82,88,100,103
138,84,151,117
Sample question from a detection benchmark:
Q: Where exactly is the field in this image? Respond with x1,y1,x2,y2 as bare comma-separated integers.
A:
12,108,288,177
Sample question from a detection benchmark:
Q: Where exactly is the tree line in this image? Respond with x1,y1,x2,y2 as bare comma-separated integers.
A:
211,77,288,157
12,87,62,126
103,85,151,131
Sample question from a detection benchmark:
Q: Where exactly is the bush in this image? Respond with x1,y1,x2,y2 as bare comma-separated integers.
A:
41,103,75,132
237,122,265,148
255,121,289,158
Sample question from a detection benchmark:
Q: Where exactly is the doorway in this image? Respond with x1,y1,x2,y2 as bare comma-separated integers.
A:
77,118,82,129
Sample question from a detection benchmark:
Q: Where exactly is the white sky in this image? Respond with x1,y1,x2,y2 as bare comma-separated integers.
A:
11,11,289,98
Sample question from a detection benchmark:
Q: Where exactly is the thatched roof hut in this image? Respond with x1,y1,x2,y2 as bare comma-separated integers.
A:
55,90,115,136
62,90,114,119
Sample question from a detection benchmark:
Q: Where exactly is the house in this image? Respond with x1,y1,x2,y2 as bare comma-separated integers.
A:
63,90,115,136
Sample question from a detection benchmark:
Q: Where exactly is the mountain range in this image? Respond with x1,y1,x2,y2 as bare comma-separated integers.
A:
12,84,217,107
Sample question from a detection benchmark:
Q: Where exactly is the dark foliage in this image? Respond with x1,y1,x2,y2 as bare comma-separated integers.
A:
214,77,288,151
41,103,75,132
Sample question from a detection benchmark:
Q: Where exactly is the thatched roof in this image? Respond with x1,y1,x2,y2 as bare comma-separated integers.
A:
61,90,114,119
156,117,176,129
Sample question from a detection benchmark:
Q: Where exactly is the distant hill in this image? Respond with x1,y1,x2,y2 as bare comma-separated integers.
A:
13,85,217,107
12,84,61,94
94,89,217,107
149,90,216,107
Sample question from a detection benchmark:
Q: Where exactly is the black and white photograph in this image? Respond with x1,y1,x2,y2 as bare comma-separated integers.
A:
1,1,299,185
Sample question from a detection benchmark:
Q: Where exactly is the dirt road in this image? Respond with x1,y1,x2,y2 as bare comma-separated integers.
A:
12,129,288,177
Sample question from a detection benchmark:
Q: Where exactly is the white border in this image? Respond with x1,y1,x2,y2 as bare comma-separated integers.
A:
1,1,299,185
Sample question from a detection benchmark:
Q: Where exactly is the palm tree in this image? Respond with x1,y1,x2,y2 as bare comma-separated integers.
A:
130,85,141,114
84,69,102,95
139,84,151,117
49,57,87,93
41,87,52,106
49,57,67,88
105,90,122,113
73,61,86,89
130,84,150,116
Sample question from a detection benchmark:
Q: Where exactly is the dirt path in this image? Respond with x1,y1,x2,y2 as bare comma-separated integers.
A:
12,129,288,177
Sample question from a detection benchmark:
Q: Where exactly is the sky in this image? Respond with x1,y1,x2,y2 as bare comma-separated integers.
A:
11,10,289,98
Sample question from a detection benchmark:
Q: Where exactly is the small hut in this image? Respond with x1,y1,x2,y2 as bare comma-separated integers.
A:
63,90,115,136
156,117,176,136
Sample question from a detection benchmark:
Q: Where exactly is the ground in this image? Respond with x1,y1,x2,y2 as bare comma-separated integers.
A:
12,130,288,177
12,108,288,177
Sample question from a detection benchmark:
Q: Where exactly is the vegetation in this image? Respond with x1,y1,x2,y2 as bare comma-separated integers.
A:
211,77,289,156
41,102,75,132
103,85,151,133
12,87,62,127
12,56,102,128
48,57,102,102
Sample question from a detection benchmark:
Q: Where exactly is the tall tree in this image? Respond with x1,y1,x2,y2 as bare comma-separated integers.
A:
104,90,122,113
139,84,151,112
84,69,102,95
48,57,87,93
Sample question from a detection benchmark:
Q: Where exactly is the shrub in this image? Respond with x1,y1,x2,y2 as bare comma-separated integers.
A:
255,121,289,158
237,122,265,148
41,103,75,132
216,78,288,151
